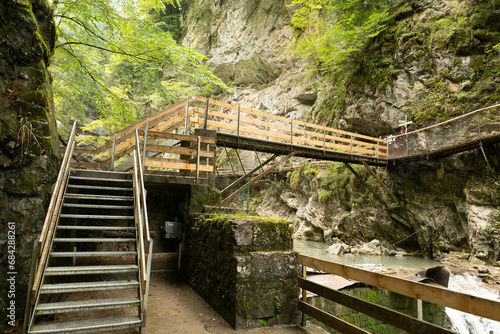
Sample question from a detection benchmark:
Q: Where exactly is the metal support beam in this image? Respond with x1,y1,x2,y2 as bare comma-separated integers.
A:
479,141,493,171
235,148,247,175
361,160,400,205
221,154,278,195
223,143,236,178
343,162,389,208
222,153,295,205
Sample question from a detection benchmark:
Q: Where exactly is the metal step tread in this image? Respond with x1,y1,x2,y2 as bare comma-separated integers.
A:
29,315,141,333
40,280,139,294
41,280,140,294
57,225,135,231
62,203,134,210
59,214,134,220
64,194,134,201
35,297,140,314
51,251,137,257
45,265,138,276
69,176,132,184
54,237,136,243
67,184,133,192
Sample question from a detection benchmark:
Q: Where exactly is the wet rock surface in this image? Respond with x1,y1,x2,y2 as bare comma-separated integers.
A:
0,0,58,328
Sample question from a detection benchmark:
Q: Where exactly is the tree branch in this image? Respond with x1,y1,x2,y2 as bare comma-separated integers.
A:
55,14,108,44
56,42,163,62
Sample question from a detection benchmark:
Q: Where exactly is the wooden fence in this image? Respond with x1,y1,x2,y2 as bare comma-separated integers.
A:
299,254,500,334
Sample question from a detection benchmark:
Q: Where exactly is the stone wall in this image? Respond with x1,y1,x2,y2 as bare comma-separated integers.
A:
0,0,58,330
185,215,298,329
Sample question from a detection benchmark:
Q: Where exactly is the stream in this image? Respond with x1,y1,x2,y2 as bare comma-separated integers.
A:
294,239,500,334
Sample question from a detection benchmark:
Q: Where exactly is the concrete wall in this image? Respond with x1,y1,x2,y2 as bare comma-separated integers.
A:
185,215,298,329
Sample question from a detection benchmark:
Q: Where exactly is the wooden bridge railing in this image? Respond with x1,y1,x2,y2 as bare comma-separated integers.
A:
386,104,500,160
189,97,388,159
299,255,500,334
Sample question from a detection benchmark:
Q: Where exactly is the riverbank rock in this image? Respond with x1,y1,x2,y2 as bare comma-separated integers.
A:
326,243,350,255
351,240,389,256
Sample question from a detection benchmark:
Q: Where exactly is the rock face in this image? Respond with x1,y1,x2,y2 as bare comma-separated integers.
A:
182,0,500,265
0,0,58,328
181,0,315,120
254,148,499,263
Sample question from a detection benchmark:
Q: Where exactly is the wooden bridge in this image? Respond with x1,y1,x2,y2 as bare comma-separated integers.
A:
23,98,499,334
65,96,500,180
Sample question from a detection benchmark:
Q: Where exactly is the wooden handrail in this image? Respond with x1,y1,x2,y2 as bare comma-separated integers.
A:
299,254,500,322
192,96,387,143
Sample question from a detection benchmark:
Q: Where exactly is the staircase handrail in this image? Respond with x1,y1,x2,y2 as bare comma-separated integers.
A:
133,129,151,326
25,121,77,333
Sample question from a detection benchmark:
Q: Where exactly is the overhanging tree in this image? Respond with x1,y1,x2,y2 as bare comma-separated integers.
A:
51,0,227,131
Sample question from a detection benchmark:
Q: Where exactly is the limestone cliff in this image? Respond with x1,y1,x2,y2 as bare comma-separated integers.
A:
0,0,58,327
182,0,500,265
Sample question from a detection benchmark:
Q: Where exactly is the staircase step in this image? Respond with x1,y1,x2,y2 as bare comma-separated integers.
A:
57,225,135,231
62,203,134,210
41,280,139,294
66,184,133,192
29,316,141,334
45,265,138,276
71,168,131,180
51,251,136,258
64,194,134,201
35,297,140,315
69,176,131,184
59,214,134,220
54,238,136,243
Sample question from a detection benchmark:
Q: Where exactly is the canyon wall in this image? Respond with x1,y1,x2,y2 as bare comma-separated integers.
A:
181,0,499,263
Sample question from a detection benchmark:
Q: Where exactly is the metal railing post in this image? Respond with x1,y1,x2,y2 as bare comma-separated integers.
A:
204,98,209,129
110,133,116,171
237,105,241,143
196,136,201,184
142,119,149,167
323,125,326,154
184,100,190,135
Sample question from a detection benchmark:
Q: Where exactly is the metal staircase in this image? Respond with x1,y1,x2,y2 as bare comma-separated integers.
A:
24,124,151,334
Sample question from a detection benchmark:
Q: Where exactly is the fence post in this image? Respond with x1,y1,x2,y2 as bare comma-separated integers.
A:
110,133,116,171
350,134,353,154
184,100,190,135
290,119,294,150
204,98,209,129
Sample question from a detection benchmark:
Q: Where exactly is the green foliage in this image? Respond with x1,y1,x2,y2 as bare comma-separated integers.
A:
287,161,318,190
288,0,402,84
52,0,228,132
287,161,377,208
